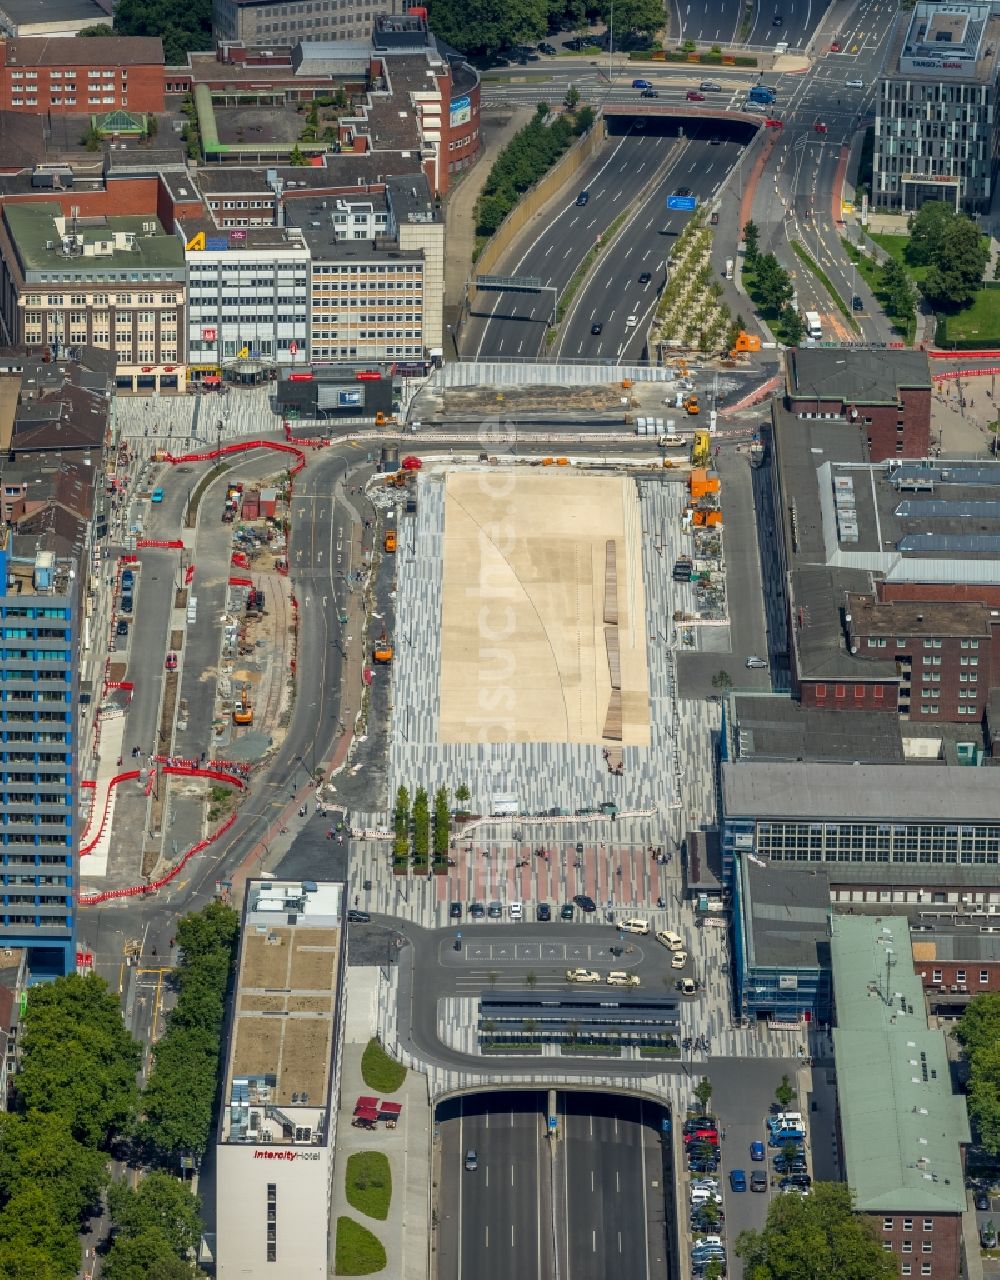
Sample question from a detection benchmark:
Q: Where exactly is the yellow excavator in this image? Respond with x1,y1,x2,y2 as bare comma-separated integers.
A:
233,683,254,725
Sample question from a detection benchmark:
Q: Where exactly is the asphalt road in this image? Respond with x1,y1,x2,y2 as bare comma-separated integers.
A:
437,1092,552,1280
561,1093,666,1280
464,129,679,361
557,137,748,362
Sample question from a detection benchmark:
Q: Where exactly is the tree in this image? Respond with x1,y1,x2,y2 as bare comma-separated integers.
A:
881,258,916,330
77,22,115,35
957,996,1000,1155
412,786,430,860
922,214,989,309
710,670,733,691
433,786,450,859
694,1076,713,1113
782,306,805,346
725,314,746,352
573,105,595,136
0,1185,82,1278
0,1111,107,1222
394,785,410,859
736,1182,897,1280
775,1073,796,1110
113,0,212,64
455,783,471,805
16,973,141,1148
525,970,537,989
288,145,308,167
754,253,793,315
426,0,548,57
175,901,238,966
108,1174,203,1260
103,1228,205,1280
564,85,581,110
742,219,760,263
907,200,954,266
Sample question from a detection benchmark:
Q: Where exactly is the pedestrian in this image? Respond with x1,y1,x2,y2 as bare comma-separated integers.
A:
354,894,359,908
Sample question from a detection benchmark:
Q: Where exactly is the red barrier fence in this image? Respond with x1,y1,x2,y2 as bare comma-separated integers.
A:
136,538,185,550
185,564,196,585
929,350,1000,360
931,365,1000,383
229,575,253,588
79,769,142,856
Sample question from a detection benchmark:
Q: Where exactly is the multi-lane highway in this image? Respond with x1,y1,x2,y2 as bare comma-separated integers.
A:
557,137,748,362
467,120,753,363
670,0,820,50
436,1091,669,1280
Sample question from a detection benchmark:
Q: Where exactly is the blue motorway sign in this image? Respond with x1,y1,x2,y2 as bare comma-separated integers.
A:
667,195,697,211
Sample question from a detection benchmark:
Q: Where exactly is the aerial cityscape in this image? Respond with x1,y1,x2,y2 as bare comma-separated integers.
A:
0,0,998,1276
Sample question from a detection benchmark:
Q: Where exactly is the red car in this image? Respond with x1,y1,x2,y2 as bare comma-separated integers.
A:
814,121,828,133
686,90,706,101
830,40,841,51
165,652,177,671
765,118,783,128
684,1130,720,1145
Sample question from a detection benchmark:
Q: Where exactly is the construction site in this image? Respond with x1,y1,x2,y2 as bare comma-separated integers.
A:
367,437,733,822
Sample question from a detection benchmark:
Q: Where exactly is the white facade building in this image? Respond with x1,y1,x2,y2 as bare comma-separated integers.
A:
215,880,346,1278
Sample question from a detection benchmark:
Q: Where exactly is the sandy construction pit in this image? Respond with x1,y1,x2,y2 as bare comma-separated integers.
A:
438,470,650,746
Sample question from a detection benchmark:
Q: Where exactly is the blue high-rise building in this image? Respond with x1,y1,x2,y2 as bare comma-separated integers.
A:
0,534,76,979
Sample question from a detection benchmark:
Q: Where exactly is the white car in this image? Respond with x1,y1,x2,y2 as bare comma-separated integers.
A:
625,314,639,328
690,1188,723,1205
566,968,601,983
671,950,688,969
620,917,650,936
508,901,523,920
845,77,863,88
656,929,684,951
606,971,640,987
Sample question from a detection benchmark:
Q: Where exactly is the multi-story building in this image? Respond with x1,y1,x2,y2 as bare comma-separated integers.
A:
289,173,443,362
213,0,406,48
216,879,347,1279
0,202,186,393
832,915,969,1280
0,530,77,980
0,36,165,116
845,592,996,724
785,347,931,462
181,223,310,383
0,0,112,37
874,0,1000,213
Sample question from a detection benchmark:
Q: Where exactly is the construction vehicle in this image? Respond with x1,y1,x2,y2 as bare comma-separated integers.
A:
730,331,762,358
373,630,394,664
684,395,700,416
691,430,711,467
384,529,397,553
374,411,397,428
385,470,408,489
233,683,254,725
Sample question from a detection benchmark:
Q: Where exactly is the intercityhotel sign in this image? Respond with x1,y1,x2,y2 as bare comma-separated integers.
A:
253,1149,322,1161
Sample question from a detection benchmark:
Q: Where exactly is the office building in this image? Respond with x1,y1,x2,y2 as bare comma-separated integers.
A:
0,36,165,116
215,879,346,1279
785,347,931,462
289,173,443,362
732,859,832,1023
874,0,1000,213
832,915,969,1280
0,529,77,980
0,202,186,393
213,0,407,49
182,223,310,383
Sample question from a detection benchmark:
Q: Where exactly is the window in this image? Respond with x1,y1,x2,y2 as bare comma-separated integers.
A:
902,1241,912,1253
920,1267,931,1277
883,1218,893,1231
922,1220,933,1232
921,1242,932,1253
957,969,966,983
903,1220,913,1231
901,1267,911,1277
981,970,990,984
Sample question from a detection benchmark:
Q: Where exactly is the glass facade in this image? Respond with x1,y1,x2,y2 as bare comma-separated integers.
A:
0,545,76,978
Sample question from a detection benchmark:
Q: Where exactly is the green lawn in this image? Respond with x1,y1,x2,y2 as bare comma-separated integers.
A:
345,1152,392,1221
869,233,931,285
939,287,1000,345
360,1038,407,1093
335,1217,387,1276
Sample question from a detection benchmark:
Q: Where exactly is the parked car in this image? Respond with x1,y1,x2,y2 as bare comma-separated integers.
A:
151,487,164,502
538,41,557,53
574,894,597,913
537,902,552,921
975,1189,991,1211
729,1169,747,1192
750,1141,765,1161
116,620,129,637
751,1170,768,1192
981,1223,998,1249
746,656,768,669
671,951,688,969
566,968,601,983
487,901,502,919
607,971,640,987
346,909,371,923
560,903,575,920
449,901,463,918
657,929,684,950
676,977,697,994
165,652,177,671
469,902,486,919
508,901,523,920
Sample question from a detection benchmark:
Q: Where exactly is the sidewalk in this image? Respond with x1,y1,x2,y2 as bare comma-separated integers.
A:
331,969,431,1280
443,107,533,334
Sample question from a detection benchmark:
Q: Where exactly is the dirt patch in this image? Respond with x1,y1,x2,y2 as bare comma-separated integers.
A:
443,384,629,417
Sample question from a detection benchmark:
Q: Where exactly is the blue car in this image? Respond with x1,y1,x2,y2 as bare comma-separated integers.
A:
632,78,652,89
729,1169,747,1192
750,1141,765,1162
151,487,164,503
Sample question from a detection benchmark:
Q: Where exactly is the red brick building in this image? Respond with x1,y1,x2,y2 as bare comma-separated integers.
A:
0,37,164,116
844,593,995,724
785,347,931,461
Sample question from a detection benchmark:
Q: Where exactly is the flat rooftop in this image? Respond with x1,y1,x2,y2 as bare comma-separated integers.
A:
3,202,183,274
726,693,904,763
890,0,1000,81
788,347,930,405
221,880,344,1146
722,760,1000,822
832,915,969,1214
743,861,831,969
846,591,991,637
